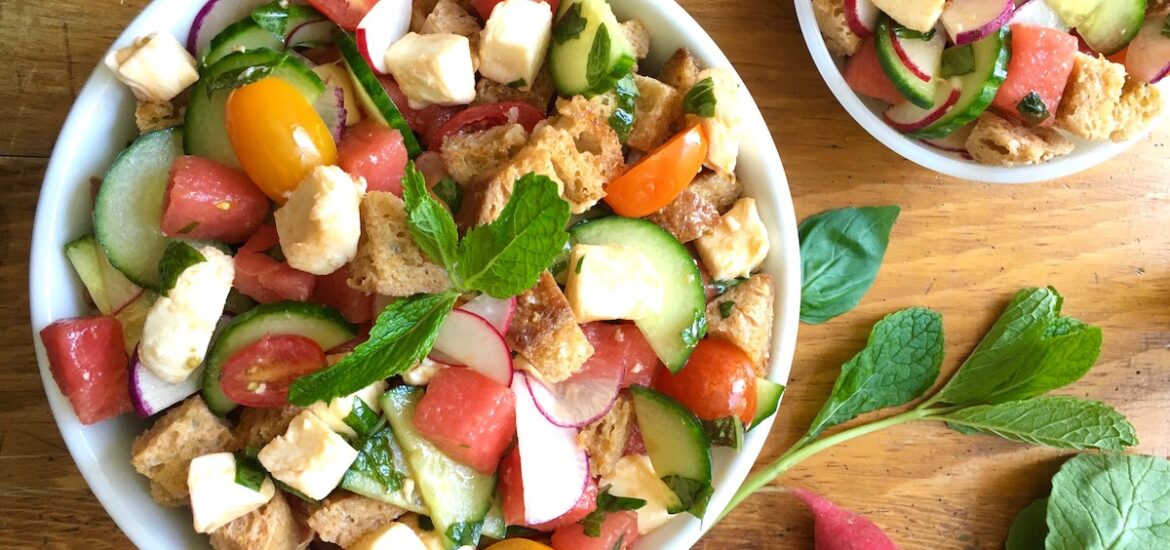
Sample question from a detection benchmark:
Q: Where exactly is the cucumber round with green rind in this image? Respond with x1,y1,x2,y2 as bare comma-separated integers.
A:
570,217,706,372
64,235,112,314
911,28,1010,139
93,128,185,290
335,31,422,158
185,49,325,169
750,378,785,430
201,301,357,415
875,16,938,109
630,385,713,517
202,19,284,67
549,0,637,96
1046,0,1146,55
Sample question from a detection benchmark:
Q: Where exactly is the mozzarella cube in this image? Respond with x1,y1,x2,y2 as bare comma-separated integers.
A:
258,411,359,500
313,62,363,126
695,198,769,281
104,32,198,102
402,357,447,386
140,246,234,383
307,380,388,438
872,0,945,33
600,455,677,535
349,522,429,550
565,244,664,323
384,33,476,109
187,452,275,534
275,165,366,276
479,0,553,90
685,68,744,175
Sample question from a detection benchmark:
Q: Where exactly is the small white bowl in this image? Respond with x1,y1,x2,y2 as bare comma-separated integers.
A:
28,0,801,548
794,0,1169,184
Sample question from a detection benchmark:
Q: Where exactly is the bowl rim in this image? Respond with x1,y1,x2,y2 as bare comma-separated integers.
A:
28,0,802,548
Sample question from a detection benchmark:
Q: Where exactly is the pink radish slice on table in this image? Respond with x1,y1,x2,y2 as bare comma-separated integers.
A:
791,489,899,550
459,294,516,334
1126,14,1170,84
188,0,272,56
889,26,947,82
356,0,412,74
883,83,962,132
512,371,591,525
525,344,624,428
431,309,513,387
288,19,339,49
844,0,881,38
942,0,1015,45
1009,0,1070,31
129,351,204,417
315,87,348,143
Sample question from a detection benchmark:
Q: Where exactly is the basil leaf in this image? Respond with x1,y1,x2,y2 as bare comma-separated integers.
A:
341,425,408,495
804,308,944,441
457,174,571,298
1017,91,1051,124
718,301,735,319
701,416,744,451
402,162,459,274
662,475,713,517
1005,498,1048,550
1046,454,1170,549
342,397,381,438
581,489,647,537
233,453,267,492
938,396,1137,451
608,73,639,143
939,45,975,78
289,293,458,404
158,241,206,295
586,25,612,90
445,521,483,547
799,206,900,324
553,2,587,44
683,77,717,118
432,177,464,213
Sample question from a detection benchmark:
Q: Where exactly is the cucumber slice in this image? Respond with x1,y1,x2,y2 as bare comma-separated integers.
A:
1046,0,1146,55
570,217,706,372
548,0,637,96
93,128,184,290
201,301,356,415
875,16,942,109
65,235,112,314
750,378,785,430
380,386,496,549
481,497,506,540
630,385,713,518
185,49,325,169
340,424,429,514
202,19,284,67
912,28,1010,139
115,291,157,355
335,31,422,158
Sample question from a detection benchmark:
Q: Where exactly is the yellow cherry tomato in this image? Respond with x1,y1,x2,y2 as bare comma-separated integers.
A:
225,77,337,202
485,540,554,550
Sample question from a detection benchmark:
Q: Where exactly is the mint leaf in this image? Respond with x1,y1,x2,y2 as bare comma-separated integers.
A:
553,2,586,44
1005,498,1048,550
289,293,457,404
342,425,407,494
586,24,612,90
342,397,381,438
158,241,205,295
445,522,483,547
402,162,459,274
799,206,900,324
683,77,717,118
457,174,571,298
233,453,267,492
804,308,943,440
1046,454,1170,549
608,72,638,143
432,177,464,213
938,396,1137,451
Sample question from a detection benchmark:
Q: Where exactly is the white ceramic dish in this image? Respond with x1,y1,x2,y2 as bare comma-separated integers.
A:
794,0,1169,184
28,0,801,547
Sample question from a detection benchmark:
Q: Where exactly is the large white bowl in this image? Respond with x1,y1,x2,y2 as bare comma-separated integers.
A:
794,0,1169,184
28,1,801,547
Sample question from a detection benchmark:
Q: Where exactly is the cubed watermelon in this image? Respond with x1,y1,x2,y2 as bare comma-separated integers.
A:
992,24,1078,126
499,446,599,531
551,510,640,550
162,156,270,243
844,38,907,106
234,225,316,304
39,317,131,424
338,120,409,196
581,323,661,389
412,367,516,473
312,264,373,324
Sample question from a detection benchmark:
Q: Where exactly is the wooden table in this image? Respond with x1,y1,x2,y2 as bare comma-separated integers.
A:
2,0,1168,548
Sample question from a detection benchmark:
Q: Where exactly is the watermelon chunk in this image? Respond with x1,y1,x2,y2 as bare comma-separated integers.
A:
551,510,640,550
992,24,1078,126
312,264,373,324
499,446,599,531
581,322,662,389
162,156,270,243
844,38,907,105
39,317,132,424
233,225,316,304
338,120,409,196
412,367,516,473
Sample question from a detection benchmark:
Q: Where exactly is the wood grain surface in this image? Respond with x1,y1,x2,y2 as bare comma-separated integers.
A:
1,0,1168,548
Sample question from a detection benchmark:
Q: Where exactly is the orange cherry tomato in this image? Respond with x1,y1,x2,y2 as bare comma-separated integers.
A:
225,78,338,203
654,338,757,425
603,123,708,218
485,540,554,550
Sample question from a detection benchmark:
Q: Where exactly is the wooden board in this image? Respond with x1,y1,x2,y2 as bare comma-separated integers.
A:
1,0,1167,548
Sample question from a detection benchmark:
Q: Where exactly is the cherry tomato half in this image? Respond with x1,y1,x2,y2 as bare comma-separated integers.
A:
305,0,377,31
603,124,707,218
653,338,757,425
221,334,328,407
225,78,338,203
427,102,547,151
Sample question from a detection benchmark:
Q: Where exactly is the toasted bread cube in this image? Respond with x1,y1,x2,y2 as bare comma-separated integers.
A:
649,171,741,243
234,406,303,451
621,19,650,60
577,394,634,477
689,170,743,211
1056,53,1127,140
474,68,556,111
440,123,530,185
421,0,480,40
349,192,451,296
966,112,1074,167
659,48,702,93
812,0,863,56
307,492,407,548
705,274,775,377
459,141,561,227
131,396,236,507
506,272,594,383
210,491,308,550
135,100,182,134
627,75,683,152
1111,77,1164,142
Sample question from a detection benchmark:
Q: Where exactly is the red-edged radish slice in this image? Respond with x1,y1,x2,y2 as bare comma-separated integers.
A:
129,349,203,417
942,0,1015,45
188,0,271,55
525,347,623,428
1009,0,1070,31
883,82,963,132
920,123,975,158
890,26,947,82
512,371,590,525
1126,14,1170,84
315,87,348,144
356,0,412,74
459,294,517,334
844,0,881,38
288,19,339,49
431,309,514,387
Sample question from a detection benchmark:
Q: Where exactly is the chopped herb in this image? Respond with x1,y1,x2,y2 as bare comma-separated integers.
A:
711,277,747,296
702,416,745,450
893,26,936,41
507,78,527,89
342,397,381,438
576,255,586,274
608,73,639,143
1017,92,1051,124
206,62,278,96
940,45,976,78
586,25,613,91
157,241,206,295
581,488,647,537
662,475,713,516
1164,14,1170,39
176,221,199,235
445,521,482,547
233,453,267,492
250,2,320,38
265,243,286,263
553,2,587,44
418,515,435,531
718,301,735,319
680,308,707,348
341,426,406,495
274,479,320,504
683,77,717,117
432,177,464,214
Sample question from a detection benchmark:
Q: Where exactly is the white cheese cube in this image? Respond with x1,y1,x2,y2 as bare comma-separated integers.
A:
600,455,676,535
313,62,363,126
350,522,429,550
275,165,366,276
478,0,553,90
872,0,945,33
694,198,769,281
140,246,234,383
565,244,664,323
685,68,744,176
384,33,477,109
258,411,359,500
402,357,447,386
187,452,275,534
307,380,388,438
104,31,199,102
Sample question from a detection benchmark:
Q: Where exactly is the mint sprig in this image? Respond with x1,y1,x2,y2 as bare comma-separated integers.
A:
402,163,460,278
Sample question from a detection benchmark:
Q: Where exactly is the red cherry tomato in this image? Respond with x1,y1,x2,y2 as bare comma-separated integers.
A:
471,0,560,19
427,102,547,151
305,0,377,31
653,339,757,425
221,334,328,407
603,124,708,218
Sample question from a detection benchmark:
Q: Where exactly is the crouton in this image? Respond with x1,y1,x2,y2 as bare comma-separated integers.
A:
1056,53,1127,140
349,192,451,296
659,48,702,93
234,406,302,451
210,492,309,550
130,396,236,507
411,0,474,31
136,100,182,133
706,274,775,377
421,0,480,40
621,19,650,60
627,75,684,152
506,272,594,383
812,0,862,56
690,170,743,211
966,112,1074,167
647,187,720,243
440,123,530,185
578,394,634,478
307,492,407,548
474,69,556,112
459,141,561,227
1111,77,1164,142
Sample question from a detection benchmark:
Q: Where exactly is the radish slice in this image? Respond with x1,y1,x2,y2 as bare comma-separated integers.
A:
129,350,203,417
890,26,947,82
1125,13,1170,84
525,348,623,428
315,86,348,143
356,0,412,74
431,309,514,387
942,0,1015,45
459,294,517,334
187,0,271,55
288,19,339,49
844,0,881,38
512,371,590,525
1009,0,1070,31
883,82,963,133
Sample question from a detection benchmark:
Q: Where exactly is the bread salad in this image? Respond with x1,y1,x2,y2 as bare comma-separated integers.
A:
814,0,1170,166
37,0,782,548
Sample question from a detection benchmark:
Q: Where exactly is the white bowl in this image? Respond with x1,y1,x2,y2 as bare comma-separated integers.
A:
794,0,1169,184
28,1,801,547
